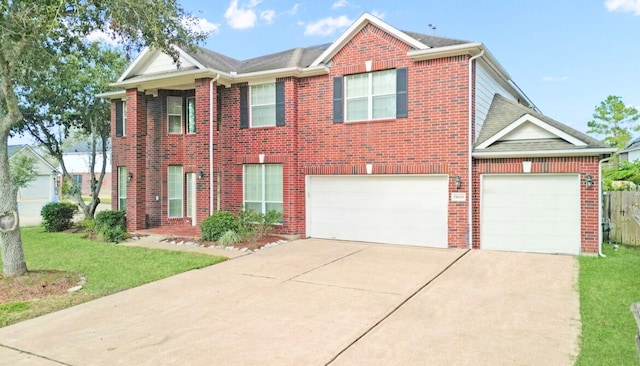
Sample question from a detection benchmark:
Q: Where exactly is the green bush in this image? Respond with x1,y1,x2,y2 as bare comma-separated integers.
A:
40,202,78,232
94,210,127,243
237,209,282,243
200,211,239,241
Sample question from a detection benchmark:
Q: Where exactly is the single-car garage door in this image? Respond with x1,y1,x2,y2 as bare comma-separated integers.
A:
481,174,580,255
18,175,53,201
306,175,448,247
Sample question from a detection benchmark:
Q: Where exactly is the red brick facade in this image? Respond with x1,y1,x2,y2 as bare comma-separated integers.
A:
110,21,605,253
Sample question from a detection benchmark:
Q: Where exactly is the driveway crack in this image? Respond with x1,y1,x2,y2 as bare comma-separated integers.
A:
0,343,72,365
325,248,471,365
284,247,370,282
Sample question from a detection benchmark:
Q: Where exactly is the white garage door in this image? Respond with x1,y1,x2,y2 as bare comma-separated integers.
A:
306,175,448,247
18,175,52,201
481,174,580,255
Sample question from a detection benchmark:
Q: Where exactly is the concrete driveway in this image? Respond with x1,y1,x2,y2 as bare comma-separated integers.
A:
0,239,580,365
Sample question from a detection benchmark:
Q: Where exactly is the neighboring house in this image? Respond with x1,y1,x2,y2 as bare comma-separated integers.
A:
102,13,615,255
61,141,112,198
8,145,58,202
619,137,640,162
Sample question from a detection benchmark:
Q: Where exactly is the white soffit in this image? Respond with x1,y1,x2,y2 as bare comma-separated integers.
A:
476,114,587,150
310,13,429,67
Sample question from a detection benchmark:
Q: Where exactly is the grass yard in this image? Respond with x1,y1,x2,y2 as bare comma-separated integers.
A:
0,227,225,327
577,243,640,365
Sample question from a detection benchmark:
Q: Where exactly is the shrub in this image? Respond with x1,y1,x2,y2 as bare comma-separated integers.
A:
217,230,244,246
237,209,282,243
94,210,127,243
40,202,78,232
200,211,239,241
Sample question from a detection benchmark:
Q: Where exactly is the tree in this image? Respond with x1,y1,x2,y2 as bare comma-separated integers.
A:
15,44,127,219
9,154,37,192
0,1,208,277
587,95,640,150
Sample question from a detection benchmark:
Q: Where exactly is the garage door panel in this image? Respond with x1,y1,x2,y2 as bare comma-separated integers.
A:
18,175,52,201
307,175,448,247
481,174,580,255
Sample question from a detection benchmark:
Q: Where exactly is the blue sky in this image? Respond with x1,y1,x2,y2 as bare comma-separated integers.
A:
179,0,640,137
10,0,639,145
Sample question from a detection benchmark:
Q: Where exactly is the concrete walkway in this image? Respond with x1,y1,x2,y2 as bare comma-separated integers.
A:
0,240,580,365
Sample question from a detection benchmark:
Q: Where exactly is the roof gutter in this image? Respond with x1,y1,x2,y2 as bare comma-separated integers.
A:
472,148,617,158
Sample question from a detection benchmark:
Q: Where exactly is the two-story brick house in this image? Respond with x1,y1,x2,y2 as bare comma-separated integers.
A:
103,13,614,255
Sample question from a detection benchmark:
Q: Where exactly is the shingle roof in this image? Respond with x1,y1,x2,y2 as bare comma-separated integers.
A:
189,31,469,74
475,94,608,152
63,140,111,154
620,136,640,152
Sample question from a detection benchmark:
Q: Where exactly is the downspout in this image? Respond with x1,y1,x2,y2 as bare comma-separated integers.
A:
468,49,484,249
209,74,220,215
598,156,611,257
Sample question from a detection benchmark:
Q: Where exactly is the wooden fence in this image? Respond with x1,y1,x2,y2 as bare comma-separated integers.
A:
603,191,640,246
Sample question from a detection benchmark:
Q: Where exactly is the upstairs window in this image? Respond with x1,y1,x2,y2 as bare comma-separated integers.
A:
167,96,183,134
186,97,196,134
239,82,285,129
250,83,276,127
115,100,126,137
333,67,408,123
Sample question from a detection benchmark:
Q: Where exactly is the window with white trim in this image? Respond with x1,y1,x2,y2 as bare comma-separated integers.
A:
168,165,183,218
243,164,283,215
167,96,183,134
118,167,127,210
250,83,276,127
345,69,396,121
186,97,196,134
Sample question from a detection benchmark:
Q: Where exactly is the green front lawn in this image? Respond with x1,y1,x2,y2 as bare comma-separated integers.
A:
1,227,225,327
577,243,640,365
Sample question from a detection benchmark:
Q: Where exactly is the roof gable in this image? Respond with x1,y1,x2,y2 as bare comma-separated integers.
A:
476,114,587,150
474,94,614,157
117,46,206,82
310,13,429,67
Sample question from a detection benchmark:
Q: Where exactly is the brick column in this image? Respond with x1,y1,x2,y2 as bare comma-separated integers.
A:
126,89,147,231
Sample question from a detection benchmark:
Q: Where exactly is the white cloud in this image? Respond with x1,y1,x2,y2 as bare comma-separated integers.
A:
371,10,386,19
542,76,569,82
84,29,122,47
183,17,220,34
225,0,258,29
261,10,276,24
304,15,353,36
288,4,300,15
605,0,640,15
332,0,349,9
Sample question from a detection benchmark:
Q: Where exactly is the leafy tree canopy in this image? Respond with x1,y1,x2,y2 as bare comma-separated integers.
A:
587,95,640,150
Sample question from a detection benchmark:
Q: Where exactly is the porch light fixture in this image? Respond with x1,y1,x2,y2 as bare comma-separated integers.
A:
452,175,461,189
127,172,133,182
585,174,593,188
198,170,205,179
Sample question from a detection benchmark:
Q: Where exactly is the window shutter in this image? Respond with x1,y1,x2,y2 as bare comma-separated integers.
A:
240,85,248,129
115,101,123,137
275,81,285,126
396,67,408,118
333,76,343,123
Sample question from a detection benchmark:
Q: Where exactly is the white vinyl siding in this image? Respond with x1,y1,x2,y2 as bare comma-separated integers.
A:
306,175,448,247
345,69,396,121
250,83,276,127
474,62,518,141
167,96,182,134
244,164,283,214
118,167,127,210
186,97,196,134
168,166,183,218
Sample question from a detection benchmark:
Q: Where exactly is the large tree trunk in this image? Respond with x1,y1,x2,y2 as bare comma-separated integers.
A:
0,130,27,277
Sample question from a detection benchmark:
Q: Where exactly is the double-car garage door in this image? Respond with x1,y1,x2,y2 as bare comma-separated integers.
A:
306,175,448,247
306,173,581,255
